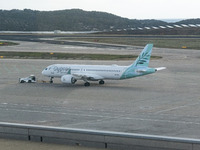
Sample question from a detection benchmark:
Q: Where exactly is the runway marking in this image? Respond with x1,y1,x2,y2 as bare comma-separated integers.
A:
1,101,200,128
155,101,200,114
37,120,47,123
1,103,8,105
2,108,118,119
1,106,200,126
122,117,200,125
0,102,126,114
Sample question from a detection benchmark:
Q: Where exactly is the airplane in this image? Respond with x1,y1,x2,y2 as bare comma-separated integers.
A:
42,44,166,86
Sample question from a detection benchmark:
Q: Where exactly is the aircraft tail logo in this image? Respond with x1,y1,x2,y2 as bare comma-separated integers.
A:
133,44,153,67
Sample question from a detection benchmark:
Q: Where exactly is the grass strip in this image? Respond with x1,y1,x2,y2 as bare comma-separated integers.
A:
0,41,19,46
59,37,200,50
0,51,162,60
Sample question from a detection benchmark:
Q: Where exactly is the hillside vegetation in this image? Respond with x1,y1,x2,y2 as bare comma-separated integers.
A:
0,9,166,31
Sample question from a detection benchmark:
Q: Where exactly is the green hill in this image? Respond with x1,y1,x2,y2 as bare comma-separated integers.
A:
177,19,200,24
0,9,167,31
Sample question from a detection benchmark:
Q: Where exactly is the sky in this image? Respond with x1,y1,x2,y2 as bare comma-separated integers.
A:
1,0,200,20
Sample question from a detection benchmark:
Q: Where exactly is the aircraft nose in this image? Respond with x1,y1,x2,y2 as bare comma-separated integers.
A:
42,69,46,75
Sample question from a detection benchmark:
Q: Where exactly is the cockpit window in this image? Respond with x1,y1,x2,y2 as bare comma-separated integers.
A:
45,68,48,70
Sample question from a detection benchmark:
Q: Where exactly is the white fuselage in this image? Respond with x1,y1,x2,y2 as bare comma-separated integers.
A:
42,64,128,80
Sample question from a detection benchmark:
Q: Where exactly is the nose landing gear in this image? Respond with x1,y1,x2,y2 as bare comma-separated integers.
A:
50,77,54,83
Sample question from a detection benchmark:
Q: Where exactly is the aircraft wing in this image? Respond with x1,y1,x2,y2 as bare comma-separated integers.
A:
72,73,104,81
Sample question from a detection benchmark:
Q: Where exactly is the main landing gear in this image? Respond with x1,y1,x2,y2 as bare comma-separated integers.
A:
84,82,90,87
50,77,54,83
99,80,105,85
84,80,105,87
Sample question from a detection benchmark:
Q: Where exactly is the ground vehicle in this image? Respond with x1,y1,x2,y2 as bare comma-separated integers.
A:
19,75,36,83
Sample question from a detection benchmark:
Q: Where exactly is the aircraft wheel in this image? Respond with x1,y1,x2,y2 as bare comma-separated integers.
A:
84,82,90,87
99,80,105,85
20,80,25,83
50,77,54,83
28,80,31,83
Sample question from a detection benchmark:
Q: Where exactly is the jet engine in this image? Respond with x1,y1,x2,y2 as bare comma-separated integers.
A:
61,75,77,84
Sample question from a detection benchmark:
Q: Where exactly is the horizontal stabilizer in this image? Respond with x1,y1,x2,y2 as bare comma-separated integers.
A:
155,67,166,71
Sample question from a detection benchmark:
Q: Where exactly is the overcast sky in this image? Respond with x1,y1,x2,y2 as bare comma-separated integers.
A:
1,0,200,19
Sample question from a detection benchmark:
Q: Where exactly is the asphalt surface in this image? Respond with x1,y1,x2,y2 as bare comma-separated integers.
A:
0,39,200,140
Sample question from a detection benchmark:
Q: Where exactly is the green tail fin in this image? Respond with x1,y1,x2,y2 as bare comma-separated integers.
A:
120,44,154,79
133,44,153,67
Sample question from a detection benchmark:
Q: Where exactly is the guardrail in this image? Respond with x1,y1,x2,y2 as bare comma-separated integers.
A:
0,122,200,150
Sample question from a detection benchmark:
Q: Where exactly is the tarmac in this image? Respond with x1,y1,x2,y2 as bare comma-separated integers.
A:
0,39,200,141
